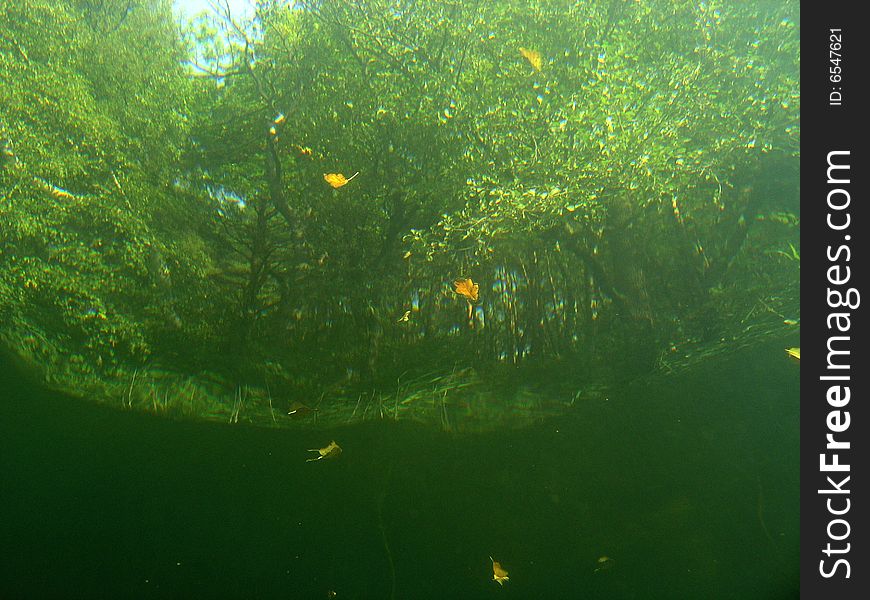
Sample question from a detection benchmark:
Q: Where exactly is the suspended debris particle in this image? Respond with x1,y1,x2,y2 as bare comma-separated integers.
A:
594,556,615,572
295,145,313,156
490,556,509,586
519,47,542,71
306,440,342,462
324,172,359,188
785,347,800,361
273,113,286,125
402,251,412,259
397,310,411,323
287,402,317,418
783,319,799,326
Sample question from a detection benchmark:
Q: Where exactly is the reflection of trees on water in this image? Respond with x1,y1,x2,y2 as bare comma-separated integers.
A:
0,0,799,428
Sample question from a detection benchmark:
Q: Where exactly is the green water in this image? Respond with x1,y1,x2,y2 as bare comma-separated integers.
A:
2,336,798,598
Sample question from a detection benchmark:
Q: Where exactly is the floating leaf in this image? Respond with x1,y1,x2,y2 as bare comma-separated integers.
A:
519,47,542,71
490,556,509,586
324,172,359,188
453,278,479,302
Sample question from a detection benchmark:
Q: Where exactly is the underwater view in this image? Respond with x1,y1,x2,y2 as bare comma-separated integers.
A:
2,0,799,597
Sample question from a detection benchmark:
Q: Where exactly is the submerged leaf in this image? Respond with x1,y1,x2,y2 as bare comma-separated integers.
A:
306,440,342,461
287,401,317,418
490,556,509,586
594,556,615,572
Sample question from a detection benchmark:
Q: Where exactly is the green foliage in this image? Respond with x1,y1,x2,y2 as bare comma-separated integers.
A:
1,0,800,428
222,0,799,386
1,0,196,373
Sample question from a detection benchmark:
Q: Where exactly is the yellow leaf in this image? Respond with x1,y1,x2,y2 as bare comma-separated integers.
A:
324,172,359,188
490,556,509,586
453,278,479,302
306,440,342,461
785,347,800,361
519,47,543,71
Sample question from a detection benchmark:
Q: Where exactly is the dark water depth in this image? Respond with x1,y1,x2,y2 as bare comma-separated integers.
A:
1,338,798,599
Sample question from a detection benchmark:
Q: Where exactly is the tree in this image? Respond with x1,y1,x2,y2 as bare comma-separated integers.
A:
1,0,800,427
1,0,199,378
